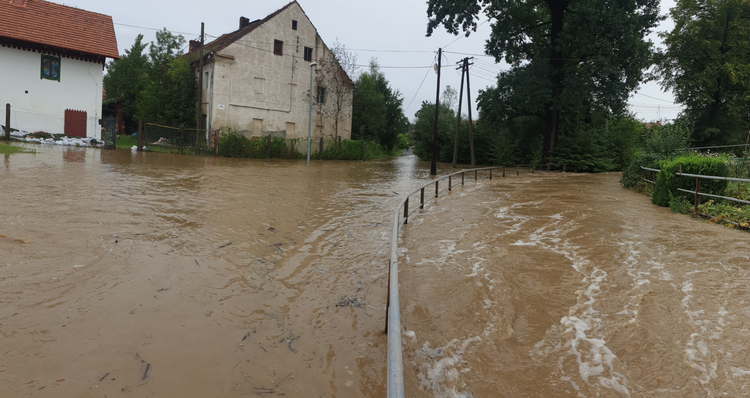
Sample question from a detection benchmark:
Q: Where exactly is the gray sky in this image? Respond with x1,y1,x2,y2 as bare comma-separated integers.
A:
63,0,681,122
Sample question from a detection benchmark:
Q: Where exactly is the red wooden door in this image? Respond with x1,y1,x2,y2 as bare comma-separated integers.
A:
64,109,87,137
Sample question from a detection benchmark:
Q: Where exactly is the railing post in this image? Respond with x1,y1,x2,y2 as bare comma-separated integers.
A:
474,169,478,181
462,172,465,185
503,166,506,178
563,164,566,173
435,181,439,198
490,169,492,180
517,165,519,176
404,198,409,225
548,163,551,172
449,175,452,191
694,177,701,213
420,187,425,209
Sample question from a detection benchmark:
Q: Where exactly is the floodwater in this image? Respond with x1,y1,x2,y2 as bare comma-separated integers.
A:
399,171,750,397
0,146,748,398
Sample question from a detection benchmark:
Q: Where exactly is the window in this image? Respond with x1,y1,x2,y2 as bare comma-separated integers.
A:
41,55,60,81
316,86,326,104
292,20,297,30
274,40,283,56
304,47,313,62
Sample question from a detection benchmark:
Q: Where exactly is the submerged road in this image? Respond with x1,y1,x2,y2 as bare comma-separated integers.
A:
0,146,748,397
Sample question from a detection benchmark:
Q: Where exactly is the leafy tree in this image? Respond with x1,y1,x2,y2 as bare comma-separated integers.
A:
103,34,149,133
104,29,196,131
426,0,661,163
656,0,750,147
351,60,408,151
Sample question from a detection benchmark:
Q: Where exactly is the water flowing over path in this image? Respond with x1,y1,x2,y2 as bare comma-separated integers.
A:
400,172,750,397
1,147,748,397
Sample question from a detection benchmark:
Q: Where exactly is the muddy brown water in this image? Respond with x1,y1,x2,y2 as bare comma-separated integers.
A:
1,147,749,398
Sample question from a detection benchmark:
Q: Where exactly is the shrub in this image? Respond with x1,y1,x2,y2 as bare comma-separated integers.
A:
652,154,729,207
315,137,382,161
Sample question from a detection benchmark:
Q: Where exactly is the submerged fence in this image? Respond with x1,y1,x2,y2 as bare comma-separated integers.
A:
142,123,213,155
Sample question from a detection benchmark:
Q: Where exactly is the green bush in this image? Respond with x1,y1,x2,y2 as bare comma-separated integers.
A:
668,193,694,214
217,128,302,159
652,154,730,207
314,138,382,161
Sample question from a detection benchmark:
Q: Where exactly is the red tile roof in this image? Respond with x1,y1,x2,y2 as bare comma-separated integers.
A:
0,0,118,59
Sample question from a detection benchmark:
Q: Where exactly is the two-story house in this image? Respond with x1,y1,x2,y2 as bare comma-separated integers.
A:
0,0,118,138
185,1,354,152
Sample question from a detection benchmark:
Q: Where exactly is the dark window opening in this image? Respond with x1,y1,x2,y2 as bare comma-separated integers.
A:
274,40,283,56
41,55,60,81
316,86,326,104
304,47,313,62
292,20,297,30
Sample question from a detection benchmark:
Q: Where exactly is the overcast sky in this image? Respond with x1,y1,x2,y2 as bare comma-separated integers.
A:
63,0,682,122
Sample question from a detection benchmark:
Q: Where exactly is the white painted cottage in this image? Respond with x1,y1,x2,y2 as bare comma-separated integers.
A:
185,1,354,149
0,0,118,138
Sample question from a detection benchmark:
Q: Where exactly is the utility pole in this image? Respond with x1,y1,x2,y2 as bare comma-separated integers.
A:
430,48,442,176
452,59,466,167
196,22,205,153
464,57,476,167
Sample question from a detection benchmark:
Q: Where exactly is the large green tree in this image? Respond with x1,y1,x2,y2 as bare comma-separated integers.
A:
103,29,196,131
657,0,750,147
351,60,408,151
427,0,661,163
103,34,149,133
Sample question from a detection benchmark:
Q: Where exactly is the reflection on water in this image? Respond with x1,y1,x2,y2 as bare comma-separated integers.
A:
3,146,748,397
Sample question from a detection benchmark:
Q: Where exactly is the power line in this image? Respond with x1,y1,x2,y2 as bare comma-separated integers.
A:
443,19,489,49
405,54,438,113
634,92,677,103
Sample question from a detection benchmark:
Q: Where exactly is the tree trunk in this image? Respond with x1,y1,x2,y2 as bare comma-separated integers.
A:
542,0,567,164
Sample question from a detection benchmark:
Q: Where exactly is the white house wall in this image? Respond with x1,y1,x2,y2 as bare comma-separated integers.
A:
0,46,104,137
204,3,352,150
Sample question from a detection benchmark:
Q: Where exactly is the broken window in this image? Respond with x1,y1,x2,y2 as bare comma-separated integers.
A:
274,40,283,56
304,47,313,62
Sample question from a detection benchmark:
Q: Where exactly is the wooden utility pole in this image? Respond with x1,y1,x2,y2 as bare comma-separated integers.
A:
465,58,475,167
452,60,465,168
430,48,442,176
196,22,205,154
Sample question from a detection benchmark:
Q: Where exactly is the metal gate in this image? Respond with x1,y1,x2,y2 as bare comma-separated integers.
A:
64,109,87,137
102,116,117,150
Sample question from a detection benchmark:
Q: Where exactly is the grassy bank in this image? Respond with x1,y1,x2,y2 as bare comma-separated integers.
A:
0,142,34,154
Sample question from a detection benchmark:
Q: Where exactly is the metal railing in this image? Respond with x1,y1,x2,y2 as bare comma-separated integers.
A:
386,166,504,397
675,172,750,210
640,166,750,211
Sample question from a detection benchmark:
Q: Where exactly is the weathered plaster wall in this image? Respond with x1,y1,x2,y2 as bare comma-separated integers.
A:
203,3,353,152
0,46,104,137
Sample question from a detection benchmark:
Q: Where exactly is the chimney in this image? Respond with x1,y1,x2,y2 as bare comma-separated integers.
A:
239,16,250,29
189,40,200,53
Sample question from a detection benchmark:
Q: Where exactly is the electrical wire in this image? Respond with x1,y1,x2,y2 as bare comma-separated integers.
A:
405,55,438,113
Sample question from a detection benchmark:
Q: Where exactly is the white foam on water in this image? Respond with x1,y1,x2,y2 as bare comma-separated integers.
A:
732,367,750,377
416,335,482,398
556,268,631,396
679,277,722,386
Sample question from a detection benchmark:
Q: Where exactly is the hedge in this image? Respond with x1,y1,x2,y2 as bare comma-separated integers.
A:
652,154,729,207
